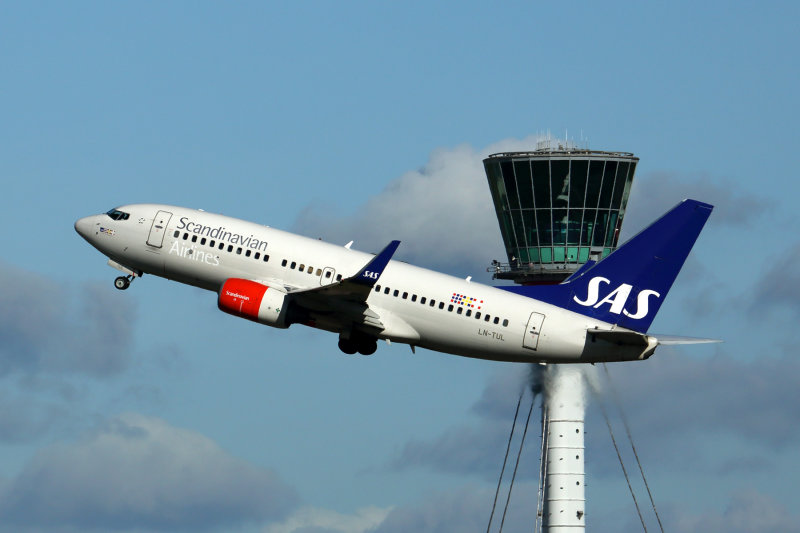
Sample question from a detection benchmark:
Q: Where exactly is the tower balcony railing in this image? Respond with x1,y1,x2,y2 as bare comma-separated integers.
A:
487,260,578,284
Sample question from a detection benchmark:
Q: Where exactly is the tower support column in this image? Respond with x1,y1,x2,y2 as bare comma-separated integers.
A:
542,365,585,531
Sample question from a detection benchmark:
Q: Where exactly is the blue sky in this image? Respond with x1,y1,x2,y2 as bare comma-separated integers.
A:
1,2,799,532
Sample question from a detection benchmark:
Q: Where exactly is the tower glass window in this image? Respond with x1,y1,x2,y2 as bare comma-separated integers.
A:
485,147,638,284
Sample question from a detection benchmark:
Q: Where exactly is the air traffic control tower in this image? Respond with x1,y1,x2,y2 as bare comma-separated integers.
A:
483,139,639,532
485,139,638,284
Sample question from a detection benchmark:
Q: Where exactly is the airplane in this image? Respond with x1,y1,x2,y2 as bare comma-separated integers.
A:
74,199,716,363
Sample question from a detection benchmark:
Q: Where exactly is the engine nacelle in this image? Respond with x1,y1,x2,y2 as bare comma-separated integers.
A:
218,278,290,329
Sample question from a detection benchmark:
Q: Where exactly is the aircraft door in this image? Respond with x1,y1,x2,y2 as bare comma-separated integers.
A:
320,267,336,286
147,210,173,248
523,312,545,350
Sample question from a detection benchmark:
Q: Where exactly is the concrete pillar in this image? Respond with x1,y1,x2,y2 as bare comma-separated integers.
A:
542,365,586,531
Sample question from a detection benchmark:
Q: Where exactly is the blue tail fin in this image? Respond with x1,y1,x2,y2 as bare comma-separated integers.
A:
499,199,713,332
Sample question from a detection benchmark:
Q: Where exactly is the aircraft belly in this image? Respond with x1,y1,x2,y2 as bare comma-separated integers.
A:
412,316,533,362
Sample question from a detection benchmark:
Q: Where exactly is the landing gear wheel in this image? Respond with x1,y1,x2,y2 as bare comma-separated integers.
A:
338,338,358,355
357,339,378,356
114,276,131,290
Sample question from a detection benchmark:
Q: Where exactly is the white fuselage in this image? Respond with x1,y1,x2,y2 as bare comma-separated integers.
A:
75,204,648,363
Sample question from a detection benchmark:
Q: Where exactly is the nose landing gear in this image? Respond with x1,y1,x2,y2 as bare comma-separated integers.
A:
108,260,142,291
114,275,134,290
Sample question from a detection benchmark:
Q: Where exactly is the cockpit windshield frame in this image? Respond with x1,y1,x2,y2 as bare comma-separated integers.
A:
106,208,130,221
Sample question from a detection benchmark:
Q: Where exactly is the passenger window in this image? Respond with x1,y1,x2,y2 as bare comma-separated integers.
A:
384,287,390,294
201,238,207,245
264,255,270,262
502,319,509,327
325,270,331,278
429,300,435,307
299,264,305,270
245,250,251,257
282,259,288,267
192,235,197,243
402,292,408,299
183,233,189,240
306,265,312,273
255,252,260,259
227,245,233,252
466,310,472,317
210,240,216,247
375,285,381,292
316,269,322,276
494,317,500,324
448,305,454,312
411,294,417,302
457,307,463,315
291,262,296,269
485,315,491,322
439,302,444,309
336,274,343,281
475,312,482,319
393,290,399,297
173,230,179,238
236,247,242,255
420,297,426,305
219,242,224,250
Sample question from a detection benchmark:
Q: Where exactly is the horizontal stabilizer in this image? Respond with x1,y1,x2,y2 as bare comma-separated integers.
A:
588,328,658,360
588,328,651,346
653,335,722,345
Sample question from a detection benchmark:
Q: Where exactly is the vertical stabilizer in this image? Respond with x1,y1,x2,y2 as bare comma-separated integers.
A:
499,199,713,332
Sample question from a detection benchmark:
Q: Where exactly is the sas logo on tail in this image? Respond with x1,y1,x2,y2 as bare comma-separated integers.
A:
573,277,660,320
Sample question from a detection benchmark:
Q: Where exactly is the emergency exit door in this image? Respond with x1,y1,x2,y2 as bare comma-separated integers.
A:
523,312,545,350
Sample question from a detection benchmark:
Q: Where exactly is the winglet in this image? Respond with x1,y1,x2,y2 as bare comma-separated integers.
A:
351,240,401,286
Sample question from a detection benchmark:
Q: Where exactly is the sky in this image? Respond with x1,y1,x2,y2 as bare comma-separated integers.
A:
1,1,799,532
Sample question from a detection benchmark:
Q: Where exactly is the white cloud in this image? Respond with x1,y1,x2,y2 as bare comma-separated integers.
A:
0,262,135,377
749,242,800,319
0,388,65,443
391,351,800,480
668,490,800,533
0,413,298,532
621,171,769,240
292,136,547,276
369,485,538,533
292,140,768,280
263,505,392,533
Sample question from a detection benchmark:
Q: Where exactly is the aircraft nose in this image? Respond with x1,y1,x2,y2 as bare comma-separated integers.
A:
74,216,94,239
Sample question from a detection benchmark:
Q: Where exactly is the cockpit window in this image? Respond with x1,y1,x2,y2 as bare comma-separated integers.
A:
106,209,130,221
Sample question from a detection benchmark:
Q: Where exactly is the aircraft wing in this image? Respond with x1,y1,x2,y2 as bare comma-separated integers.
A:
286,240,400,303
282,240,401,332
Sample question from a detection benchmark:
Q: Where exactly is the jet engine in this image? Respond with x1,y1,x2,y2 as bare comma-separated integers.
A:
218,278,291,328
